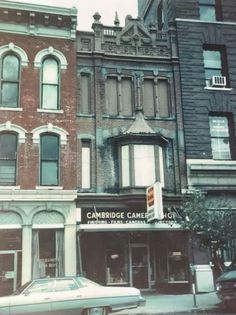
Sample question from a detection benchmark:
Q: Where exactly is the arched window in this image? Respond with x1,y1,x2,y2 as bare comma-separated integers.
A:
0,54,20,107
0,133,17,185
41,57,59,110
40,133,59,186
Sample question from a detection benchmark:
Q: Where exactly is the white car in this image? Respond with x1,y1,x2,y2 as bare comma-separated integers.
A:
0,276,145,315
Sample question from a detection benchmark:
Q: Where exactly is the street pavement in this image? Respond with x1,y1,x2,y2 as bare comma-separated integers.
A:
112,291,225,314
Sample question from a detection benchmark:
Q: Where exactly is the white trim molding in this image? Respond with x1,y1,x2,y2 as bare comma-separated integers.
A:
31,123,69,145
0,43,29,66
0,121,27,143
34,46,68,69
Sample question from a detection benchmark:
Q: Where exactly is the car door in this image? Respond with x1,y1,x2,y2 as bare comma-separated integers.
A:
50,278,83,315
9,279,54,315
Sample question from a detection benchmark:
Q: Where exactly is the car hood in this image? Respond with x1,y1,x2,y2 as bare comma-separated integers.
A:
216,270,236,282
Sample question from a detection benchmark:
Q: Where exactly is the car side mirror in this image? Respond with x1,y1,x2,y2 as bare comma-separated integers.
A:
23,291,30,296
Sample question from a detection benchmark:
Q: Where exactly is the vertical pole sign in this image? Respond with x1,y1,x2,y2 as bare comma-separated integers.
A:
146,182,164,223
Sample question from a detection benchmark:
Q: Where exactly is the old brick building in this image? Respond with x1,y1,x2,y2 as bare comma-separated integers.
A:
0,0,77,295
76,11,189,292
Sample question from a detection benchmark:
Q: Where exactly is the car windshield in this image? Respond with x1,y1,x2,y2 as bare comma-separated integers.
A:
76,277,101,287
12,281,31,295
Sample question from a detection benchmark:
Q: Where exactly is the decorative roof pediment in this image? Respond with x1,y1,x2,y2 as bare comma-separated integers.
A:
120,16,152,45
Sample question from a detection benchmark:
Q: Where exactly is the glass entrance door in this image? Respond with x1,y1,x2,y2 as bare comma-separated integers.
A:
130,245,150,289
0,251,21,296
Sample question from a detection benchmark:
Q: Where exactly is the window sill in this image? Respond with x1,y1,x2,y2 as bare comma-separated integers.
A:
37,109,64,114
0,107,22,111
204,87,232,91
36,186,63,190
0,186,20,190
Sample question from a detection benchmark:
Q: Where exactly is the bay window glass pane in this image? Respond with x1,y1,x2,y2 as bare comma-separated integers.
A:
121,145,130,187
82,145,91,189
159,146,165,187
134,145,155,186
2,83,18,107
42,85,58,109
41,161,58,185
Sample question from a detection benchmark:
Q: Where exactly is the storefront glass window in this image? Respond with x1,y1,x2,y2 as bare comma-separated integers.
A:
168,251,188,282
32,229,64,279
106,247,128,285
159,247,188,282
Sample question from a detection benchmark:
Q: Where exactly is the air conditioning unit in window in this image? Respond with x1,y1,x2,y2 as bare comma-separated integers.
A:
210,76,226,88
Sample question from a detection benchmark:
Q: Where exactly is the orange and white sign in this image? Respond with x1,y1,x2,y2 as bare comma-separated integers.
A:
146,182,164,223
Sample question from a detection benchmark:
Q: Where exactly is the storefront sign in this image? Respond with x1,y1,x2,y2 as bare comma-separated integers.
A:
146,182,164,222
81,208,178,224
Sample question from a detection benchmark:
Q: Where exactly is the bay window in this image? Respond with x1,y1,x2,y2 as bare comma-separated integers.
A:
121,144,164,188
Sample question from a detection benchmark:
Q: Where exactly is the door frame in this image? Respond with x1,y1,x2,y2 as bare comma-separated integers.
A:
0,250,21,292
129,243,151,290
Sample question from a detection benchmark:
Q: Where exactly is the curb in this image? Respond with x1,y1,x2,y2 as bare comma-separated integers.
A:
112,306,221,315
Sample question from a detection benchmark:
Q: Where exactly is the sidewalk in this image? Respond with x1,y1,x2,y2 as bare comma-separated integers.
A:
115,291,222,314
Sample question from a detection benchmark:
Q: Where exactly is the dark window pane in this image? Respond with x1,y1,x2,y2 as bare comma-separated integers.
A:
2,83,18,107
0,160,16,185
0,134,17,159
41,135,59,160
40,135,59,186
2,55,19,80
41,161,58,185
